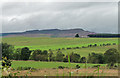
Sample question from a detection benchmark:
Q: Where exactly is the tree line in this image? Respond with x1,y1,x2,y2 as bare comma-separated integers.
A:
2,43,120,67
87,34,120,38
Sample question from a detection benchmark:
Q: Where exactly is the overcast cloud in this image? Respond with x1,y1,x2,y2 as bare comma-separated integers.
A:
2,2,118,33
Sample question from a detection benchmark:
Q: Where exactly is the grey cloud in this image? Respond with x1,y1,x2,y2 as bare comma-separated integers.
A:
2,2,118,33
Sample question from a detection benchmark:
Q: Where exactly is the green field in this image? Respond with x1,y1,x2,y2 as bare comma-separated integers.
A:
53,45,118,57
11,61,106,69
2,37,119,76
2,37,118,50
2,37,118,57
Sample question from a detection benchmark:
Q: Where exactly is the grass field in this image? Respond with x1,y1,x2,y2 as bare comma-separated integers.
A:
2,37,119,76
2,37,118,57
52,45,118,57
2,37,118,50
11,61,106,69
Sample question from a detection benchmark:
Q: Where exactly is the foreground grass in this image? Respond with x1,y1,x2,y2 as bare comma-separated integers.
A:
11,61,106,69
2,68,118,76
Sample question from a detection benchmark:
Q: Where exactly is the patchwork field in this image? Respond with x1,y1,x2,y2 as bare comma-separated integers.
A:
2,37,118,50
2,37,119,76
2,37,118,57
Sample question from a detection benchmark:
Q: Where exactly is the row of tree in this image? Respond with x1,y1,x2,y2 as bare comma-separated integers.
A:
87,34,120,38
2,43,120,67
55,43,116,51
87,48,119,67
2,43,32,60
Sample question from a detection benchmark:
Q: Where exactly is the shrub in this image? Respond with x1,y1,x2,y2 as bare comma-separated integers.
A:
48,51,53,61
80,57,86,63
104,48,119,67
76,65,80,69
42,50,48,55
75,33,79,38
103,44,106,46
2,57,12,68
62,48,65,50
74,47,80,49
58,66,65,69
82,46,86,48
88,44,92,47
87,53,105,64
2,43,14,59
13,48,21,60
90,44,92,47
63,56,68,62
21,47,32,60
67,47,72,49
94,44,97,47
113,43,116,45
56,52,65,62
49,49,52,51
70,52,80,63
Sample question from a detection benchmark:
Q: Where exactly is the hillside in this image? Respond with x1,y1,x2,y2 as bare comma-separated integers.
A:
2,37,117,50
1,28,95,37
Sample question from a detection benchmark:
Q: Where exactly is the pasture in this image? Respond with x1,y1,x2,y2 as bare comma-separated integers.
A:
2,37,119,76
2,37,118,57
11,61,106,69
2,37,118,50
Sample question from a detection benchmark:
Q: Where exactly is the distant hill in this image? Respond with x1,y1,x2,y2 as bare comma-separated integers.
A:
1,28,95,37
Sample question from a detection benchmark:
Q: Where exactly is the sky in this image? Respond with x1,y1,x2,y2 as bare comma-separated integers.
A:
2,2,118,33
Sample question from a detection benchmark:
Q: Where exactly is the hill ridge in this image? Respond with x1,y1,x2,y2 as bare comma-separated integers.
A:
1,28,95,37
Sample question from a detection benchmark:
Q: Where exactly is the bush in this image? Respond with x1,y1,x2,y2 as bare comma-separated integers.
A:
63,56,68,62
21,47,32,60
2,57,12,68
73,47,80,49
2,43,14,59
56,52,65,62
94,44,97,47
70,52,80,63
104,48,119,67
80,57,86,63
67,47,72,49
75,33,79,38
62,48,65,50
87,53,105,64
42,50,48,55
89,44,92,47
82,46,86,48
58,66,65,69
13,48,21,60
76,65,80,69
113,43,116,45
49,49,52,51
103,44,106,46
